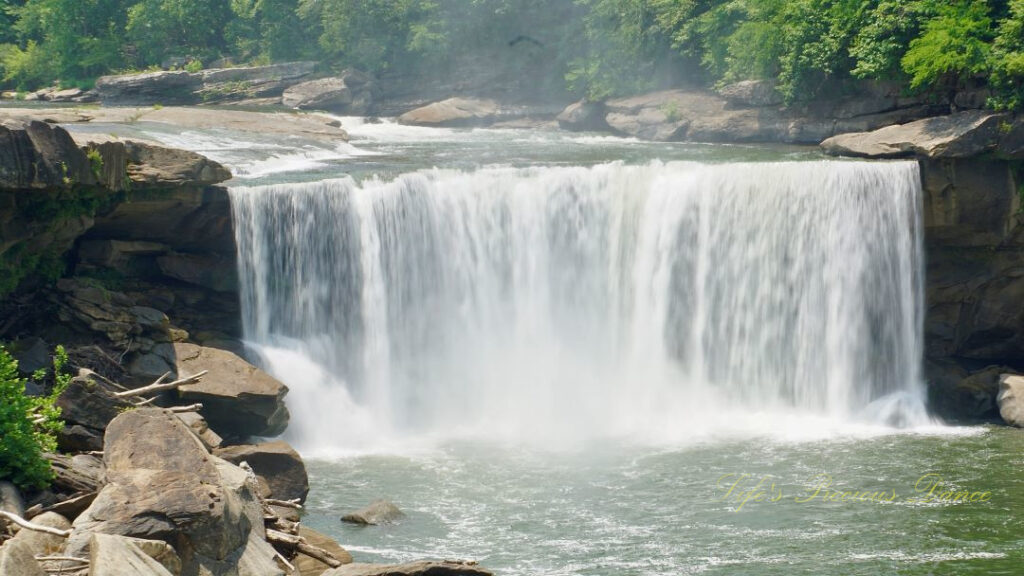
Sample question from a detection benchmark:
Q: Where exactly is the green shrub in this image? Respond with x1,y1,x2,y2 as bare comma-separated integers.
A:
184,59,202,73
0,346,61,491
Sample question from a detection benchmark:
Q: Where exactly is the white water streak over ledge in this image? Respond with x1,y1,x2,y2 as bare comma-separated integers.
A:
229,160,929,452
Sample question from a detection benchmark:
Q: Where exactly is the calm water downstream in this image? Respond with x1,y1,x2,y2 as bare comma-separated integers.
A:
67,116,1024,576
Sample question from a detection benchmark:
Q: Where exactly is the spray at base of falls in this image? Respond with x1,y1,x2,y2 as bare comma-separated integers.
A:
230,160,930,454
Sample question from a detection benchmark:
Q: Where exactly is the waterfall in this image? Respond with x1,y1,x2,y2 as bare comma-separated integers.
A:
229,160,927,450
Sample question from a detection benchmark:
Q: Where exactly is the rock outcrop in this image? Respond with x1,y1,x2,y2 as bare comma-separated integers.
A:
0,118,97,189
55,370,137,451
95,62,317,105
283,70,375,114
820,111,1014,158
214,442,309,503
718,80,783,108
997,374,1024,427
174,343,290,438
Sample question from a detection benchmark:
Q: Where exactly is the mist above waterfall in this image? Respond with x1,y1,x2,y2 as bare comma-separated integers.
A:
230,160,928,453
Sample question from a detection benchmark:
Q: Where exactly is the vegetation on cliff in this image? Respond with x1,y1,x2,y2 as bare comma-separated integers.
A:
0,345,68,490
0,0,1022,107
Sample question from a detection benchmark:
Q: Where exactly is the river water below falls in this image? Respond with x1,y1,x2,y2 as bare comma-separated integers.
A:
67,118,1024,575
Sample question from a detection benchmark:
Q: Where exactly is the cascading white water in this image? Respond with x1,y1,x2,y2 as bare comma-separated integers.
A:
230,160,927,451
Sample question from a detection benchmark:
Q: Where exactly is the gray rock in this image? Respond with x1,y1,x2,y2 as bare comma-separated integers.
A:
55,370,136,451
555,100,609,132
95,62,316,105
177,411,224,450
122,140,232,188
127,352,174,383
88,533,175,576
0,118,96,189
283,70,375,115
174,343,290,438
323,560,493,576
997,374,1024,427
11,512,71,556
214,441,308,503
9,337,50,378
398,98,501,127
820,111,1009,158
1,480,24,525
0,539,45,576
341,500,404,525
94,70,201,105
717,80,783,107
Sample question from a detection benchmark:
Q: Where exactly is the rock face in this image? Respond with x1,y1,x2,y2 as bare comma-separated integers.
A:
820,111,1012,158
95,62,317,105
283,70,375,114
997,374,1024,427
718,80,783,108
174,343,290,438
214,441,308,503
324,561,493,576
0,118,96,189
341,500,404,525
88,533,177,576
121,140,232,188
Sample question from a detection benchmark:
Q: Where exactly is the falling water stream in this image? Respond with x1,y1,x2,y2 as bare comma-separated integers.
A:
66,118,1024,575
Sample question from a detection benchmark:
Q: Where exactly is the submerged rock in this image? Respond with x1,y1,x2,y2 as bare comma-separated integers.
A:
323,560,493,576
997,374,1024,427
341,499,404,525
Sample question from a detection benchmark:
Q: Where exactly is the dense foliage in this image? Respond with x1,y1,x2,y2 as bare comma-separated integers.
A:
0,0,1022,106
0,345,68,491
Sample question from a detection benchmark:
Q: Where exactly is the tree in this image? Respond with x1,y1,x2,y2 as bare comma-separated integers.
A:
901,0,993,90
126,0,233,65
0,346,63,491
991,0,1024,109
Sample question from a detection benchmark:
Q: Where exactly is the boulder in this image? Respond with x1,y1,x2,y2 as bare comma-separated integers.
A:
9,337,51,378
295,526,353,576
820,111,1010,158
95,63,316,105
717,80,783,108
283,70,375,115
1,480,24,528
55,370,137,451
555,100,609,132
926,363,1008,422
88,533,176,576
67,408,275,575
0,539,45,576
341,500,404,525
997,374,1024,427
0,118,96,189
157,252,238,292
214,441,308,502
173,343,290,438
122,140,231,188
398,98,500,127
10,512,71,556
177,411,223,450
324,561,493,576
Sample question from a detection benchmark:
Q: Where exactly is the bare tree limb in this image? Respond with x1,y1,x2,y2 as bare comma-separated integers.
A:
0,511,71,537
265,498,303,510
168,403,203,413
114,370,208,398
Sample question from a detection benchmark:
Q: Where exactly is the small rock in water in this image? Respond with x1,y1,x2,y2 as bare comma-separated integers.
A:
341,499,404,525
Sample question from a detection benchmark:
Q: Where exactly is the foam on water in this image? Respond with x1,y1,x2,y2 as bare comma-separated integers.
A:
230,160,935,453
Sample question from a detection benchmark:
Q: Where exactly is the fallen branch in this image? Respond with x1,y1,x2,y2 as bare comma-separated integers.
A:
265,498,303,510
267,529,344,568
0,511,71,537
168,403,203,413
271,547,296,573
35,556,88,564
114,370,207,398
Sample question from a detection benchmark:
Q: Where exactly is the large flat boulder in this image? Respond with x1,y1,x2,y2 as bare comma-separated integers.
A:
341,500,404,525
95,62,316,105
214,441,308,503
68,408,279,576
94,70,201,105
820,111,1009,158
88,533,176,576
122,140,231,188
324,561,493,576
174,343,290,438
398,98,501,127
997,374,1024,427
